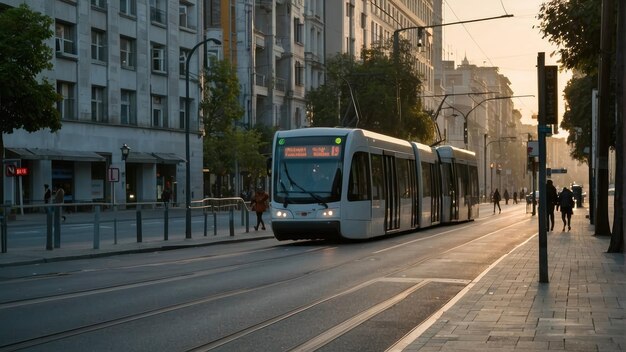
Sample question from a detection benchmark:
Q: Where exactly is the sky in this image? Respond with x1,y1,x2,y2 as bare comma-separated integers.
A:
441,0,572,134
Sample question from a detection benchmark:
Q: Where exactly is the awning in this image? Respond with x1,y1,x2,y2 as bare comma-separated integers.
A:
152,152,186,164
5,148,37,159
6,148,105,162
125,152,157,163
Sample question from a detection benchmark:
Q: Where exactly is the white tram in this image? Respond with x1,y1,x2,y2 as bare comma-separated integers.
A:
270,128,478,241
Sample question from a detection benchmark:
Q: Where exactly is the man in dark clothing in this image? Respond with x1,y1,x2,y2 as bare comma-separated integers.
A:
558,187,575,231
546,180,558,231
493,189,501,214
44,184,52,204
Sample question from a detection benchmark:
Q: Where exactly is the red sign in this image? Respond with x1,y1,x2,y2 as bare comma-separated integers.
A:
5,165,28,177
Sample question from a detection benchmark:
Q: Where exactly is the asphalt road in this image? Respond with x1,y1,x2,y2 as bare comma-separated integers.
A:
0,203,536,351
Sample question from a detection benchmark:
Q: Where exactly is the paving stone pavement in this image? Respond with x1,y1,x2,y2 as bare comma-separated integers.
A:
402,212,626,351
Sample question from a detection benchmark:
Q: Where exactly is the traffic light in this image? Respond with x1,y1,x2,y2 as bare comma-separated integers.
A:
463,121,468,144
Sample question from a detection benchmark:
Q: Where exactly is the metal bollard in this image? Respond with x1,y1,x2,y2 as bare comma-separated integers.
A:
163,204,169,241
46,207,53,250
93,206,100,249
1,208,7,253
136,209,142,242
247,209,250,233
113,204,118,245
203,211,208,237
54,206,61,248
213,211,217,236
229,208,234,237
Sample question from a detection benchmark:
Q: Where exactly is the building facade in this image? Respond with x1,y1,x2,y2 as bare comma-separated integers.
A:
3,0,211,207
439,56,529,198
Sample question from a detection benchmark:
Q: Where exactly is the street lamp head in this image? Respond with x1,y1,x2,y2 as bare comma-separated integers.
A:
120,144,131,161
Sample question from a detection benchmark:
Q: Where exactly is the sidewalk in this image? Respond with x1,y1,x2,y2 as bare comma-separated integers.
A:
400,209,626,351
0,208,275,267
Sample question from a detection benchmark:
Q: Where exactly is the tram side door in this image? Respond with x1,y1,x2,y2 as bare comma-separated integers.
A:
383,154,399,232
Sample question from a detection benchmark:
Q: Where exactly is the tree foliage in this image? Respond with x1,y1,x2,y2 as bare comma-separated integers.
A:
0,4,61,210
537,0,603,74
0,3,61,137
306,39,435,143
560,74,596,163
200,60,267,194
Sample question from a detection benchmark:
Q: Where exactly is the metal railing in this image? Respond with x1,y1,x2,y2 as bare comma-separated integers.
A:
0,198,254,253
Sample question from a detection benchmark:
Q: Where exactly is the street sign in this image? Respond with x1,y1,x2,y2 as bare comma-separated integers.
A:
544,65,559,125
550,168,567,174
5,165,27,177
527,141,539,157
108,167,120,182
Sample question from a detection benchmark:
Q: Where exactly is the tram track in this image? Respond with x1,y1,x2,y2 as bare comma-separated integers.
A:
0,211,533,351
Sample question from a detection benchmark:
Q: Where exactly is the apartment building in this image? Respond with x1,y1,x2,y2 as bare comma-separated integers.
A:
439,57,523,197
325,0,439,111
3,0,211,207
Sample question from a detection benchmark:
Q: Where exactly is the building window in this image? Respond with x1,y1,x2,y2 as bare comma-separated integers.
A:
57,81,76,120
294,18,303,44
91,0,106,9
295,61,304,86
179,2,195,29
91,86,107,122
152,95,167,127
152,43,166,73
91,29,106,62
120,0,136,16
205,0,221,27
179,97,187,129
120,36,135,69
150,0,166,25
179,48,189,76
55,21,76,56
121,89,136,125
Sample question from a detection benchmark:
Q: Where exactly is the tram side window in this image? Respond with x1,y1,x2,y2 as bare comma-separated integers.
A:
441,163,453,196
397,158,411,199
458,164,468,197
348,152,371,201
371,154,384,201
421,162,432,197
469,166,479,197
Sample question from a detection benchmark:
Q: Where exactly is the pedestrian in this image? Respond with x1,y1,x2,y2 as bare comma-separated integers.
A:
503,189,510,205
546,180,558,231
513,191,518,204
44,184,52,204
558,186,575,231
250,187,269,231
54,185,66,222
161,183,171,207
493,188,501,214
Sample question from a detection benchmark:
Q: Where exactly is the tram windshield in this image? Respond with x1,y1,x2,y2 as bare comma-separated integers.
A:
274,136,344,205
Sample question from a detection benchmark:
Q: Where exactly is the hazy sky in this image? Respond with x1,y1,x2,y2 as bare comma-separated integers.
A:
441,0,572,130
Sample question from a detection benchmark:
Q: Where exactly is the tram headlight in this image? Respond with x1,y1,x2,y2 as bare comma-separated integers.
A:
319,208,339,218
274,209,293,219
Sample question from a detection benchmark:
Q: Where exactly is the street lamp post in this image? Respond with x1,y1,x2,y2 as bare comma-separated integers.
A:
185,37,221,239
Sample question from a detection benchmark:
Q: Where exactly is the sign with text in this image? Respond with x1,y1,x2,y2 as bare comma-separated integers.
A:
5,165,28,177
543,65,558,125
107,167,120,182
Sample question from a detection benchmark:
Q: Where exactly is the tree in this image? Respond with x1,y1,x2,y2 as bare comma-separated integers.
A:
0,4,61,211
307,39,435,144
539,0,623,251
200,60,267,197
537,0,602,74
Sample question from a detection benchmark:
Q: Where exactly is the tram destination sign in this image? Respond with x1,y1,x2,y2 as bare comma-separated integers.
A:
283,145,342,159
